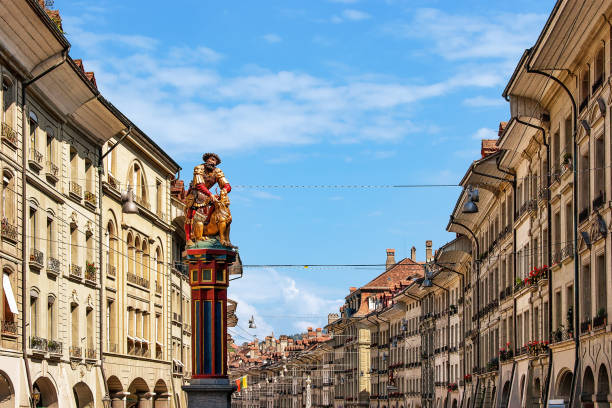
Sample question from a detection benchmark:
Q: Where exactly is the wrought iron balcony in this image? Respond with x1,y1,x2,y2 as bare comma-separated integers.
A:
85,348,96,360
47,257,60,276
127,272,149,288
28,148,43,171
1,320,17,335
45,161,59,182
561,243,574,260
70,181,83,198
29,248,44,269
48,340,62,354
84,191,96,207
30,336,47,352
70,264,83,279
85,264,97,283
107,174,120,190
70,346,82,358
1,217,17,242
1,122,17,148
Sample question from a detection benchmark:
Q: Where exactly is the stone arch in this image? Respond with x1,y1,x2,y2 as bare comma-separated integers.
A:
520,374,526,404
597,364,610,397
500,380,511,408
107,376,123,394
583,365,595,396
33,376,58,408
0,370,14,407
533,377,541,403
556,369,573,399
127,378,149,408
153,380,170,408
126,160,149,204
451,399,457,408
73,382,94,408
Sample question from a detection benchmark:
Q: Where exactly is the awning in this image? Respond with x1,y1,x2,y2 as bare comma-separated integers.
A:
2,274,18,314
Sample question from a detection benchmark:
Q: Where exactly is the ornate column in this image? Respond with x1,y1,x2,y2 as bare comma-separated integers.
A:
182,244,237,407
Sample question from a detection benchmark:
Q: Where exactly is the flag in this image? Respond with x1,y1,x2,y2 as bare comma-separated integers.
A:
235,378,241,391
241,375,248,390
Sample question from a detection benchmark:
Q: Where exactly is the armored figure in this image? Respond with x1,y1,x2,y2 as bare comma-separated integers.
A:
184,153,232,247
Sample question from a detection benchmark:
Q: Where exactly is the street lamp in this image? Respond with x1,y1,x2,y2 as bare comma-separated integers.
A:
102,394,111,408
462,186,479,214
121,187,139,214
249,316,257,329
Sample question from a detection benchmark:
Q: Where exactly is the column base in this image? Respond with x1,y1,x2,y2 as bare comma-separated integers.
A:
183,378,236,408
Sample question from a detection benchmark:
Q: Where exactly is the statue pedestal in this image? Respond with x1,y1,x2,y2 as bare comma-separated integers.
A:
183,244,237,407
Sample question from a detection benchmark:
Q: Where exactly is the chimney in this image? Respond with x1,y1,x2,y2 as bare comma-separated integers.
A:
386,248,396,270
410,246,416,261
328,313,339,325
426,240,433,262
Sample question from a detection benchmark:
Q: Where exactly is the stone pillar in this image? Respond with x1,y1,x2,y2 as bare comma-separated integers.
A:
138,392,155,408
182,245,237,407
153,392,171,408
111,392,129,408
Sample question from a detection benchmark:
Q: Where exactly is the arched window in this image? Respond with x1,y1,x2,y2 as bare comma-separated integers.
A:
71,302,79,349
47,294,56,340
134,236,142,278
128,162,148,208
1,171,15,225
70,224,78,269
2,268,17,333
1,77,15,129
29,203,37,252
127,233,134,276
46,211,54,261
30,288,39,337
106,221,117,275
142,241,149,282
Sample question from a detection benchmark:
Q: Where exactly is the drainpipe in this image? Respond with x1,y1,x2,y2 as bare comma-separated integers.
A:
514,117,553,405
20,48,68,408
448,217,480,376
96,126,130,405
526,53,579,408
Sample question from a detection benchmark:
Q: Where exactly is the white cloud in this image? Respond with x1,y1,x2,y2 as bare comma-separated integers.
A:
463,95,505,107
262,33,282,43
329,0,359,3
228,268,344,336
342,9,371,21
471,127,497,140
250,190,282,200
385,8,545,62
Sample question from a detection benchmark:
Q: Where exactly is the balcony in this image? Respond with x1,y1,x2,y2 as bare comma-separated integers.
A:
29,248,44,270
1,218,18,242
69,264,82,280
45,161,59,183
47,340,62,355
537,185,549,202
85,263,97,283
47,257,60,277
107,174,120,190
127,272,149,288
1,320,17,335
581,319,592,334
561,243,574,261
70,346,82,358
84,191,97,208
85,348,96,360
107,264,116,278
1,122,17,148
183,323,191,333
30,336,47,353
28,148,43,171
69,181,83,200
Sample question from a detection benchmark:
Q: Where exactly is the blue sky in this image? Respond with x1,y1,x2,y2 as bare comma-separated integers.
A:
60,0,555,341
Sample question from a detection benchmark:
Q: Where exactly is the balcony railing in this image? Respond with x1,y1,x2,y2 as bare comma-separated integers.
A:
70,346,82,358
581,319,592,334
84,191,96,207
48,340,62,354
537,185,549,202
47,257,60,276
1,122,17,147
28,148,43,169
107,174,120,190
85,348,96,359
561,243,574,260
1,320,17,334
107,263,116,277
85,265,97,283
46,161,59,180
1,217,18,242
30,336,47,352
70,264,82,279
29,248,44,268
69,181,83,198
127,272,149,288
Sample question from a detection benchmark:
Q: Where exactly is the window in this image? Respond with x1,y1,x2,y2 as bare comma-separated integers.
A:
579,149,590,214
29,112,38,158
86,307,94,350
156,180,162,215
47,295,55,340
70,147,78,185
86,233,93,265
594,47,604,89
596,254,606,314
127,234,134,275
71,303,79,347
582,263,591,320
46,215,54,260
70,225,78,267
566,285,574,325
564,116,572,163
1,171,15,223
580,67,590,108
30,291,39,337
594,136,605,204
105,142,116,177
554,130,561,174
2,270,17,327
554,211,561,257
29,206,37,251
565,202,572,249
1,78,14,127
46,129,54,164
